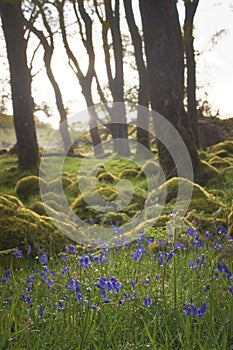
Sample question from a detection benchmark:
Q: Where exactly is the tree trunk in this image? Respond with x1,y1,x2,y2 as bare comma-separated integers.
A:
0,1,39,169
184,0,200,148
123,0,150,154
139,0,199,178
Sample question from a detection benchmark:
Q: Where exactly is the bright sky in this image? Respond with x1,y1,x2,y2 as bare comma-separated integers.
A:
0,0,233,128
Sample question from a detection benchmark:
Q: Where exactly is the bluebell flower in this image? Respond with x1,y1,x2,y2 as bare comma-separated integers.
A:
187,227,198,239
217,226,227,235
143,295,152,307
38,305,45,318
155,274,160,281
80,256,92,269
131,247,144,261
145,278,150,286
158,252,165,266
27,245,32,255
99,253,108,265
196,302,207,318
40,251,48,266
124,292,131,301
217,263,232,280
2,269,10,284
228,286,233,295
58,300,65,312
70,245,76,254
103,299,111,303
193,239,204,249
184,302,191,316
22,295,32,306
204,231,212,240
166,249,175,264
65,245,69,253
130,280,136,288
62,264,70,277
192,304,197,315
215,242,223,250
13,248,24,259
90,305,99,310
61,254,68,262
147,238,154,245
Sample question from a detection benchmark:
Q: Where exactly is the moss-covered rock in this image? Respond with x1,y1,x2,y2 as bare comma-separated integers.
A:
195,161,223,186
47,176,72,192
15,176,47,200
29,201,48,216
0,193,74,253
71,187,118,220
137,160,159,180
155,177,221,214
99,212,130,226
89,164,106,177
210,140,233,156
98,172,117,184
119,168,140,179
66,176,96,197
209,156,232,169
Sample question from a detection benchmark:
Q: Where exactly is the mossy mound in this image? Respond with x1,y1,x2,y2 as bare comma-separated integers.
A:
15,176,47,200
98,172,117,184
42,192,68,212
0,193,24,209
1,166,40,187
71,187,118,220
137,160,159,179
119,168,140,179
0,194,74,253
29,201,48,216
47,176,72,192
209,156,232,169
223,166,233,183
195,161,223,186
66,176,96,197
89,164,106,177
99,212,130,226
156,177,221,214
210,141,233,156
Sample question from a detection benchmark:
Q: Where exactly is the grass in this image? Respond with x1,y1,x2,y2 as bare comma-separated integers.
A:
0,151,233,349
0,226,232,349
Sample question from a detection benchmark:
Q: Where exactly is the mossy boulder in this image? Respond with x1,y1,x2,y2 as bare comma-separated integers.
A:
89,164,106,177
15,176,47,200
47,176,72,192
66,176,96,197
71,187,118,220
210,140,233,156
137,160,159,179
99,212,130,226
98,172,117,184
119,168,140,179
209,156,231,169
0,193,74,253
155,177,221,214
195,161,223,186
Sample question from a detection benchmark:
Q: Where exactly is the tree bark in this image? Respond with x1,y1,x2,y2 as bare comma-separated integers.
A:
0,1,39,169
123,0,150,155
139,0,199,178
184,0,200,148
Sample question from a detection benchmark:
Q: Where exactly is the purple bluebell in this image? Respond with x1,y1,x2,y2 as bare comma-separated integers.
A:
13,248,24,259
143,295,152,307
217,226,227,235
184,302,191,316
38,305,45,318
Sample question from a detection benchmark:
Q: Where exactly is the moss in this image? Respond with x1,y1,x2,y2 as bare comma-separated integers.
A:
209,156,231,169
0,194,74,253
66,176,95,197
71,187,118,219
15,176,47,200
195,161,223,186
137,160,159,180
98,172,117,184
156,177,221,214
223,166,233,184
119,168,140,179
210,140,233,155
0,193,23,209
29,201,48,216
47,176,72,192
100,212,130,226
89,164,106,177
